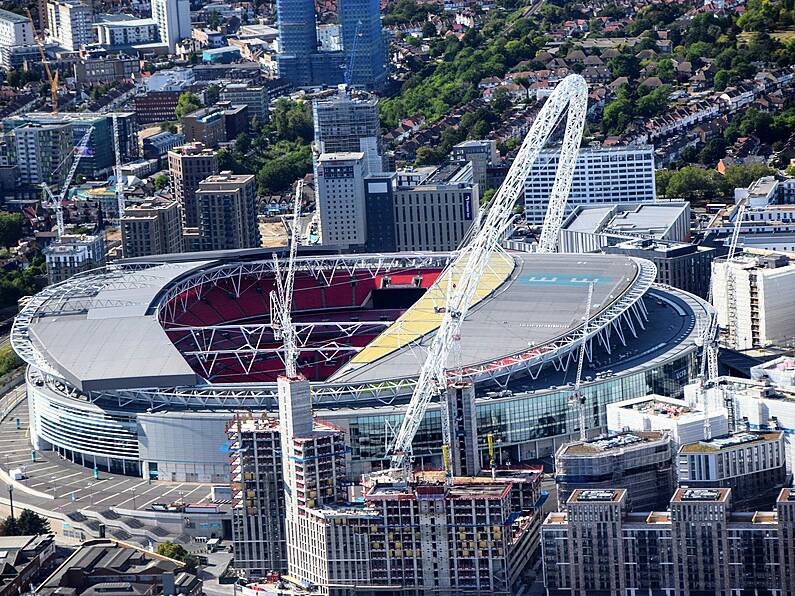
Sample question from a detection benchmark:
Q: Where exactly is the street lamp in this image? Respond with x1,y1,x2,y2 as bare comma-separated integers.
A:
8,485,14,521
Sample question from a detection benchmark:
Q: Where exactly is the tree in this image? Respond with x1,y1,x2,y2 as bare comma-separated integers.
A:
608,53,640,79
157,541,188,561
175,92,203,121
490,87,512,115
153,174,170,191
664,166,722,201
0,509,50,536
17,509,50,535
602,98,634,135
714,69,731,92
422,21,436,39
721,163,776,191
0,212,23,248
205,84,221,105
156,541,199,573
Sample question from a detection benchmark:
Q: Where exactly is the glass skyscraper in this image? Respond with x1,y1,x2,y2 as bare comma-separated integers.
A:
276,0,385,88
340,0,386,89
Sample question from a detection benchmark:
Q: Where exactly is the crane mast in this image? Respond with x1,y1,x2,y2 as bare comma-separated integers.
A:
270,180,304,378
26,9,58,113
386,74,589,472
570,282,594,441
42,126,94,239
113,114,126,223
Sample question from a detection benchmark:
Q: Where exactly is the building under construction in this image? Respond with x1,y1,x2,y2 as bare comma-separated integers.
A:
554,431,674,511
241,375,544,595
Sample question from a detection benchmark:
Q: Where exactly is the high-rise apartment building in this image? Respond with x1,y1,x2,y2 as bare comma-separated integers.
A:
47,0,93,51
555,432,674,511
150,0,190,52
677,431,788,510
275,0,320,86
313,90,386,175
711,253,795,350
542,487,795,595
227,416,287,577
0,8,34,47
13,123,73,187
316,152,366,247
524,144,656,225
167,143,219,228
339,0,386,90
120,197,183,258
195,174,260,251
5,111,138,178
44,233,105,283
271,374,543,595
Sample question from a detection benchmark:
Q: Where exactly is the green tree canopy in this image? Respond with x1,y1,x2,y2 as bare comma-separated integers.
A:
175,92,203,121
0,212,23,248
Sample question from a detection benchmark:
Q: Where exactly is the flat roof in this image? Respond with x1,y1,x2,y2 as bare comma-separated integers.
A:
560,431,666,456
679,431,782,453
672,487,729,502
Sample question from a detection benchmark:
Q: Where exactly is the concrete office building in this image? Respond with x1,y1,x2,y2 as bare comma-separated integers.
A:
542,487,795,595
47,0,93,51
362,161,478,253
74,56,141,86
168,143,219,228
93,17,159,47
392,164,478,252
452,139,498,192
339,0,386,89
525,144,656,225
555,432,674,511
677,431,788,510
150,0,190,51
121,197,183,258
0,8,34,47
603,239,716,298
558,201,690,254
316,152,366,247
607,394,729,451
12,123,73,187
220,83,269,124
43,233,105,283
312,90,386,175
181,108,226,148
711,253,795,350
195,174,260,251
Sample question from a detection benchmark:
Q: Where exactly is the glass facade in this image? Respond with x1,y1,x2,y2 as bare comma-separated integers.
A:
349,352,696,465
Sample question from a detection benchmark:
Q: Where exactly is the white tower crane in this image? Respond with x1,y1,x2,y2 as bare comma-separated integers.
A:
112,114,126,222
270,179,304,378
569,282,594,441
42,126,94,239
385,74,589,473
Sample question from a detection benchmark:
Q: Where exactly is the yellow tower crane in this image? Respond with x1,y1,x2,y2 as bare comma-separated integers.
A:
26,9,58,113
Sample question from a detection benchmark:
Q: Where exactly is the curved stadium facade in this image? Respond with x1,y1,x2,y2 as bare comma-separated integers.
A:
12,250,710,482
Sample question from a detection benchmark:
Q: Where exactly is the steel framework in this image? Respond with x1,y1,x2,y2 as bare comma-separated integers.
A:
13,253,662,412
386,74,589,470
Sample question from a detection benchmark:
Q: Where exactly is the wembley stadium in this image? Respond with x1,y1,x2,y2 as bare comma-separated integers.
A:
11,249,710,481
